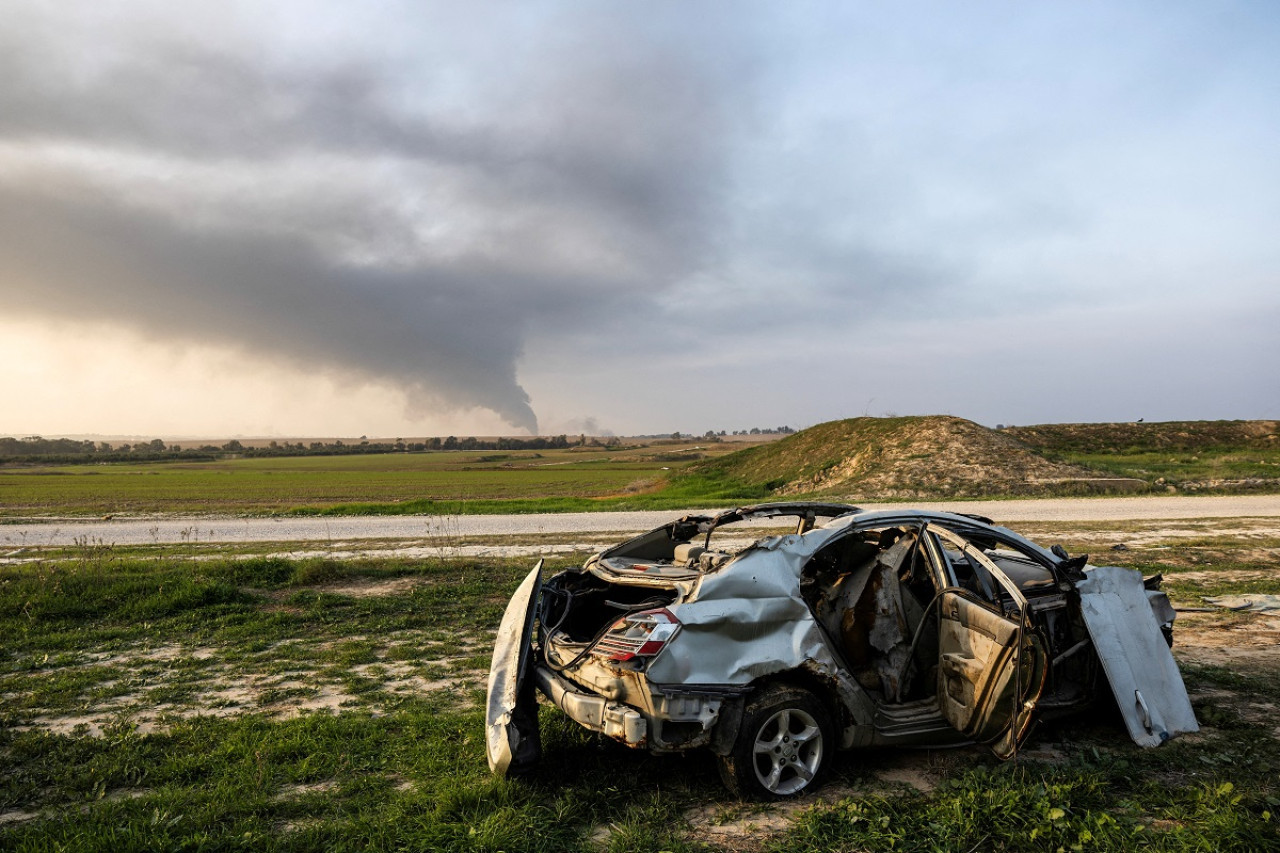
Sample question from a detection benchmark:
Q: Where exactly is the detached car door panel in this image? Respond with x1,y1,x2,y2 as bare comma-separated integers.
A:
1076,565,1199,746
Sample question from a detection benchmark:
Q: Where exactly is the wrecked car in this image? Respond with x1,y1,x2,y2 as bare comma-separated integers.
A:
486,502,1198,798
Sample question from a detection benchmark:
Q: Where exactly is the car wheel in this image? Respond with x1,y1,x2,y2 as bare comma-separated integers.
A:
718,684,833,799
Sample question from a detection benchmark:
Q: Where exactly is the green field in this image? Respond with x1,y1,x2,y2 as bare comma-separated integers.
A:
1031,448,1280,489
0,443,760,518
2,524,1277,851
5,419,1280,519
1007,421,1280,492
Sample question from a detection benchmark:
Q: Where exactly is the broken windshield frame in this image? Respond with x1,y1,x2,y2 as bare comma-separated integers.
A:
701,502,862,549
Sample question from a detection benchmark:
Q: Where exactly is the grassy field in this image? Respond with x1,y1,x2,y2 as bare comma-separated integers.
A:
0,443,762,518
5,420,1280,519
1007,421,1280,492
1028,448,1280,489
2,521,1278,851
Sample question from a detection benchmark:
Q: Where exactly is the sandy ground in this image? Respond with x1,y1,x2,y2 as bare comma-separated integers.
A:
5,494,1280,549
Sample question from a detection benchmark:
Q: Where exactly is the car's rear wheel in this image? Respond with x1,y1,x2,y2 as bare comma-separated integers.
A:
718,684,833,799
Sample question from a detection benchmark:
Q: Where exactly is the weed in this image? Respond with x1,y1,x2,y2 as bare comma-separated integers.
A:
3,541,1279,850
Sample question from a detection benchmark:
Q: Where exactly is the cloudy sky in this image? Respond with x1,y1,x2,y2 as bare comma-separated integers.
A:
2,1,1276,438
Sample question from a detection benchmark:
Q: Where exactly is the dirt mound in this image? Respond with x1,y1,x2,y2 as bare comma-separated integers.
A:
692,416,1130,500
1006,420,1280,454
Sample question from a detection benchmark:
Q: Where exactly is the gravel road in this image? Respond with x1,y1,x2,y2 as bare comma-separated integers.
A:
4,494,1279,548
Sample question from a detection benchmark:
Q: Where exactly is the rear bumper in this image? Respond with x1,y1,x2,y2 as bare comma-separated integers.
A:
534,665,648,746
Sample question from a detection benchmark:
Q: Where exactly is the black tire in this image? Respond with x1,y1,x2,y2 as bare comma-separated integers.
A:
717,684,834,799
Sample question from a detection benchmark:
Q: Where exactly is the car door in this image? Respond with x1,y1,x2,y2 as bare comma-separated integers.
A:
928,525,1046,758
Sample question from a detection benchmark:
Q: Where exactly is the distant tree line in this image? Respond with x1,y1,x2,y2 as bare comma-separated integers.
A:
1,428,785,465
728,426,796,436
0,433,612,464
653,426,796,440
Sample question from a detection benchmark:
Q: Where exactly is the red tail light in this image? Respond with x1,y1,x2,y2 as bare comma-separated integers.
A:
592,608,681,661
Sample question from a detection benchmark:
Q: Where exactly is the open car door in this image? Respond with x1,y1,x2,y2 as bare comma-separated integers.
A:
485,561,543,776
929,526,1046,759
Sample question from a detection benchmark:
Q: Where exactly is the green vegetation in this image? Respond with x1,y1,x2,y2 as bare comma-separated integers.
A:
2,521,1279,850
0,434,596,465
678,417,1280,500
688,416,925,491
4,419,1280,518
1005,420,1280,454
679,415,1127,500
0,550,716,852
776,758,1274,852
1008,420,1280,493
0,443,751,518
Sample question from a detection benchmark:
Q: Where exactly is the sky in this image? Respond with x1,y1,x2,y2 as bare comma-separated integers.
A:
2,0,1277,438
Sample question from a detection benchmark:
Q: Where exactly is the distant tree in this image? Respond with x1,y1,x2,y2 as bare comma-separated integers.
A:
222,440,243,452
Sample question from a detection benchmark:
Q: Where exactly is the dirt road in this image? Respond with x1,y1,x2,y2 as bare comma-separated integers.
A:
3,494,1279,549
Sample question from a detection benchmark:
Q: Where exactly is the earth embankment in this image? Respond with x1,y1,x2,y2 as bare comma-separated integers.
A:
687,416,1143,499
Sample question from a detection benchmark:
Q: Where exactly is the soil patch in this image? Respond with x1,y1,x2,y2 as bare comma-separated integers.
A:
1173,610,1280,672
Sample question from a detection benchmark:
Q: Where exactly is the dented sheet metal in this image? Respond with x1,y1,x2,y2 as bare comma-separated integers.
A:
489,503,1199,799
485,561,542,775
1076,565,1198,747
644,525,849,686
